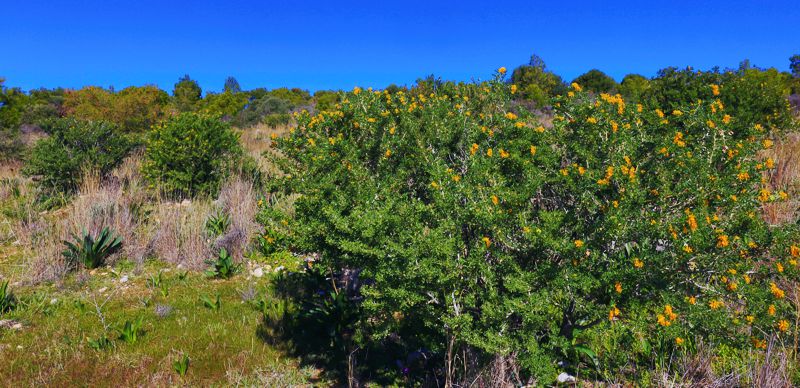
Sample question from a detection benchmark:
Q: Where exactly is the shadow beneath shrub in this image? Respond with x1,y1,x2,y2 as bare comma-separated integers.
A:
255,266,443,386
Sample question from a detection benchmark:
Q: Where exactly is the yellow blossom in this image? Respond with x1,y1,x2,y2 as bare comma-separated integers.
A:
770,282,785,299
499,149,510,158
498,67,507,75
482,237,491,248
470,143,479,155
574,239,584,248
530,145,537,156
778,320,790,332
633,258,644,269
571,82,582,92
615,282,622,294
487,148,493,157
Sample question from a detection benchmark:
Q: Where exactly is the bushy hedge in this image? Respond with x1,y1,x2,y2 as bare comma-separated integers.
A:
263,70,799,384
142,112,241,197
25,118,133,194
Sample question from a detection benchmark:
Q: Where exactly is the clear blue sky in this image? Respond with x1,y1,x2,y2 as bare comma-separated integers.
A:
2,0,798,93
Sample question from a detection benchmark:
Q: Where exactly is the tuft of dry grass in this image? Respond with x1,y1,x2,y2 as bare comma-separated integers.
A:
214,177,259,261
749,338,792,388
150,198,213,269
656,342,740,387
762,133,800,225
237,123,291,176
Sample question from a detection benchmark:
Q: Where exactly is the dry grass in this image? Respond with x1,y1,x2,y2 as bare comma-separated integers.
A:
149,198,213,269
762,133,800,225
214,177,259,261
237,123,291,176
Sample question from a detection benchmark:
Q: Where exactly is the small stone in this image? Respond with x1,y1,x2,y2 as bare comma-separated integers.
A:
251,268,264,278
50,298,58,305
180,199,191,207
97,287,107,293
274,265,285,273
119,275,129,283
556,372,576,383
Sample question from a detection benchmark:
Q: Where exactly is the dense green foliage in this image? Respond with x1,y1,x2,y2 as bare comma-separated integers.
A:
618,74,650,102
142,113,241,197
643,66,794,129
173,74,203,112
510,55,566,106
63,86,169,132
198,91,249,121
264,71,799,384
572,69,618,94
24,118,134,194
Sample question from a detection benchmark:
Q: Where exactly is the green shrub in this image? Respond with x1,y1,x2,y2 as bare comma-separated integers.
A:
24,118,134,194
572,68,618,94
62,227,123,270
643,66,794,129
142,113,241,197
264,71,799,383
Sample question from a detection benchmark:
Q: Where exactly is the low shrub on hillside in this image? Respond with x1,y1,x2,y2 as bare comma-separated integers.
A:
142,113,242,197
263,70,800,384
24,118,134,195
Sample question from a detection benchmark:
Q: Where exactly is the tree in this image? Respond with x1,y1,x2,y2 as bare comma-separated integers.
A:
791,54,800,78
313,90,342,112
223,76,241,94
173,75,202,112
510,54,566,106
198,91,248,121
571,69,618,94
618,74,650,102
62,85,169,132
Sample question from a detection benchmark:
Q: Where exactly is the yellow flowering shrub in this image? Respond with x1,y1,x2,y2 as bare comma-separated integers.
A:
262,71,799,383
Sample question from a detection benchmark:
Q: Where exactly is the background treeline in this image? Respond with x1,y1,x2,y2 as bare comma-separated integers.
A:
3,54,799,156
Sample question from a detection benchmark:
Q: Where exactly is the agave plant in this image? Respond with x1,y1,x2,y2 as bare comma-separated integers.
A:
62,227,123,269
0,280,17,315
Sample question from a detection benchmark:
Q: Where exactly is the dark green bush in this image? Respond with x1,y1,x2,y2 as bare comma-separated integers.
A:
142,113,241,197
572,69,618,94
643,65,794,129
24,118,133,194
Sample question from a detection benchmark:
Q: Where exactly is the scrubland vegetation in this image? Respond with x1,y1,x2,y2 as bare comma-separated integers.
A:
1,55,800,386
